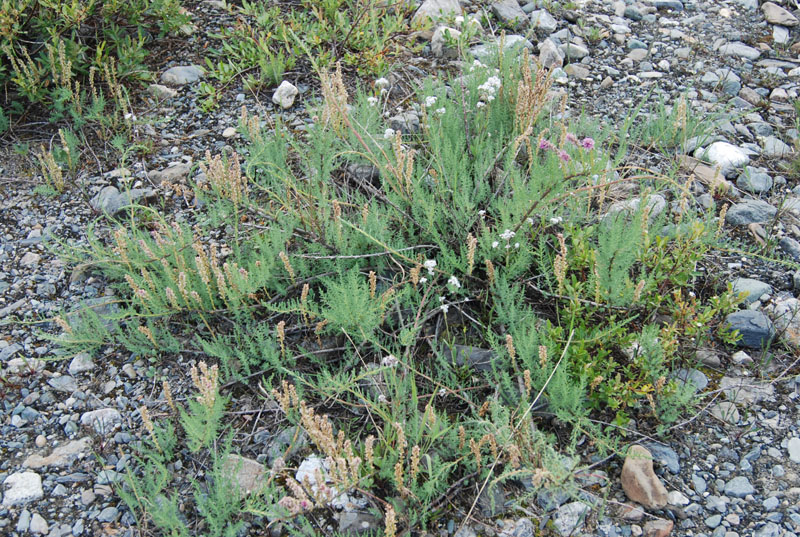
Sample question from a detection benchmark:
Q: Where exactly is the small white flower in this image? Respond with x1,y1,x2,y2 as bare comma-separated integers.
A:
550,216,563,225
378,394,388,403
435,107,446,116
492,241,499,249
424,259,437,275
425,96,437,107
478,210,486,216
527,217,535,225
419,277,428,284
375,77,390,89
514,242,520,249
505,243,511,249
486,95,495,102
500,229,516,241
384,128,396,139
440,304,450,314
438,388,447,397
367,96,378,106
448,276,461,289
476,101,486,109
438,296,446,302
381,355,399,367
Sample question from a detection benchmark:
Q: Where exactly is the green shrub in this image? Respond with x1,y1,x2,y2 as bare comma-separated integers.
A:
0,0,188,124
62,45,742,535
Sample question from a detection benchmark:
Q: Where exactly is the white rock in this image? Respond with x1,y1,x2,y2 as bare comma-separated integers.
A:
2,472,44,507
80,408,122,433
20,252,41,267
160,65,204,86
788,437,800,463
694,141,749,175
530,9,558,33
432,26,462,58
147,84,178,99
68,353,95,375
272,80,299,109
668,490,690,506
296,456,367,511
29,513,48,534
222,126,237,138
412,0,461,26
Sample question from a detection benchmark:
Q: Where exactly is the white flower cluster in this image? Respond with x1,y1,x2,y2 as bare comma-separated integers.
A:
425,96,437,108
470,59,486,72
478,75,501,102
367,96,378,106
384,128,396,139
423,259,437,275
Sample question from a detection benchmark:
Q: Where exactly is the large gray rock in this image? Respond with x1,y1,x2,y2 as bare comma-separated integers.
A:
149,161,192,185
731,278,772,305
718,42,761,61
761,135,792,157
725,200,777,225
530,9,558,33
412,0,461,26
90,186,154,216
762,2,798,26
736,166,773,193
723,310,775,348
539,38,564,68
492,0,528,28
471,35,533,59
160,65,204,86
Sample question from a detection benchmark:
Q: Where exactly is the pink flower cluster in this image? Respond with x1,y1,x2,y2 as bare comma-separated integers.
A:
538,134,595,162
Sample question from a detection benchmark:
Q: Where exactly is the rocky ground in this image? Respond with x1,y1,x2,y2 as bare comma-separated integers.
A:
2,0,800,536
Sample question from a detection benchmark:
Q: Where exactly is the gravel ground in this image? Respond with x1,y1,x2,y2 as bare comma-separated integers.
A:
2,0,800,536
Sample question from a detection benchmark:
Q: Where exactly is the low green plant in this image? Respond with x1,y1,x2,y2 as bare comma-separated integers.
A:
1,0,188,124
61,44,743,535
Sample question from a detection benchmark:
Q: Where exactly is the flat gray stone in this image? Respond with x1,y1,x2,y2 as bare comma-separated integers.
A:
552,502,590,536
23,437,92,469
90,186,154,216
724,310,775,348
68,353,95,375
720,376,775,404
725,200,778,225
761,135,792,157
47,375,78,393
710,402,740,424
160,65,204,86
731,278,772,305
723,476,755,498
558,42,589,60
718,42,761,61
762,2,798,26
